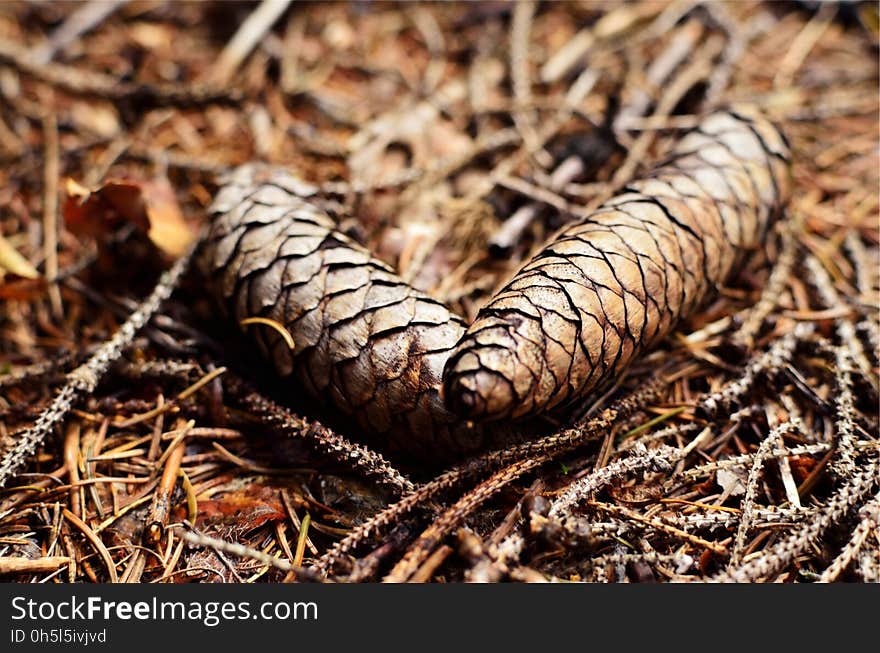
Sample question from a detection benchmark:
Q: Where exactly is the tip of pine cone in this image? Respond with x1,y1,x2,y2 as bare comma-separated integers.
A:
442,368,517,423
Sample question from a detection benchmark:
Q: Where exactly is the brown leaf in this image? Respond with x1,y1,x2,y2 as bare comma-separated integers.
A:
0,277,48,301
788,455,818,484
63,176,196,257
608,478,663,505
196,485,287,533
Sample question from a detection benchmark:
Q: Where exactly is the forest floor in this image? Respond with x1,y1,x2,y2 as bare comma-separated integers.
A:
0,1,877,583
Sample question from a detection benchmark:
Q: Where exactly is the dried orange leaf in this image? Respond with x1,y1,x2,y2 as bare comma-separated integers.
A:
63,176,195,256
0,277,47,301
63,177,149,237
196,485,287,532
141,177,196,257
